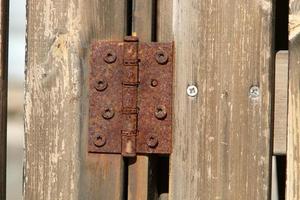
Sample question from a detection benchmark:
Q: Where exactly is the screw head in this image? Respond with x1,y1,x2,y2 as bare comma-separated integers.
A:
155,50,168,64
94,79,108,91
249,86,260,98
155,105,167,120
102,107,115,120
103,49,117,64
151,79,158,87
94,133,106,147
187,85,198,97
147,135,158,148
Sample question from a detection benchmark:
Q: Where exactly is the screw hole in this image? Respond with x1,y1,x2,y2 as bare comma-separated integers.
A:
151,79,158,87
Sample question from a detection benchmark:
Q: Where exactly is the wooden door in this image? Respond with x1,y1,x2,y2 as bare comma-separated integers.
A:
24,0,275,199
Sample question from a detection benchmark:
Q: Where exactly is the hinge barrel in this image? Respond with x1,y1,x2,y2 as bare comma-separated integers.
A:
121,36,139,157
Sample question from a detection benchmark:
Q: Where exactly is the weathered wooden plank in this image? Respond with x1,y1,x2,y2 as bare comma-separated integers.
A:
132,0,153,40
24,1,126,199
287,1,300,199
0,0,8,199
127,1,153,200
158,0,274,199
128,157,149,200
273,51,288,155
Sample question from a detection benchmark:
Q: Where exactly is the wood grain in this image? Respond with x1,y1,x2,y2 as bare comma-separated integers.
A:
127,1,153,200
273,51,288,155
158,0,274,199
24,1,126,199
287,1,300,199
0,0,8,199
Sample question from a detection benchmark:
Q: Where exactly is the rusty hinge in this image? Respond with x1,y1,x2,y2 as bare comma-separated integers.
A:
88,36,173,157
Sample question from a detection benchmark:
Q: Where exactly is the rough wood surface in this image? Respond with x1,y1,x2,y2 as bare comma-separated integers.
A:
158,0,274,199
273,51,288,155
0,0,8,199
287,1,300,199
24,1,126,199
128,1,153,200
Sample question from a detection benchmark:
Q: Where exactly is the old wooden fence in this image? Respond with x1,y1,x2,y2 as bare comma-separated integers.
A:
1,0,300,199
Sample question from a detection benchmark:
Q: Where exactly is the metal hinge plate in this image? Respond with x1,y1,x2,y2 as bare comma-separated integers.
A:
88,36,173,157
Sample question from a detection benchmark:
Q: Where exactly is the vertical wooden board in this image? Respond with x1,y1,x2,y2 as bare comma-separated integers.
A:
25,1,126,199
0,0,8,199
128,1,152,200
287,1,300,199
132,0,153,40
273,51,288,155
158,0,274,199
128,157,150,200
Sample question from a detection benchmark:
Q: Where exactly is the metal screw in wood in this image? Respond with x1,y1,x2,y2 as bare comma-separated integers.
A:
249,86,260,98
187,85,198,97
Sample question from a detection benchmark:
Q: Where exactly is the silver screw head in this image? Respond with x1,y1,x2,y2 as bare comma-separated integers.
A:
187,85,198,97
249,86,260,98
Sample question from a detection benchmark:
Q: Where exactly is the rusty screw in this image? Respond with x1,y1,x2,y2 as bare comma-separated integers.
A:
155,105,167,120
102,107,115,120
94,133,106,147
103,49,117,64
147,135,158,148
94,79,108,91
151,79,158,87
155,50,168,64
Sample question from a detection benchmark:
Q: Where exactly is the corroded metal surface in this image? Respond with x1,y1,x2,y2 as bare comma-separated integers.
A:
89,37,173,156
137,42,173,154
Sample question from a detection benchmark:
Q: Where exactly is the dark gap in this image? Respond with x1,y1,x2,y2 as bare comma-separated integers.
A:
126,0,133,36
148,156,158,200
147,155,170,199
123,1,132,199
151,0,158,42
276,156,286,200
275,0,288,51
123,158,129,200
156,156,169,195
274,0,288,199
149,0,170,198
